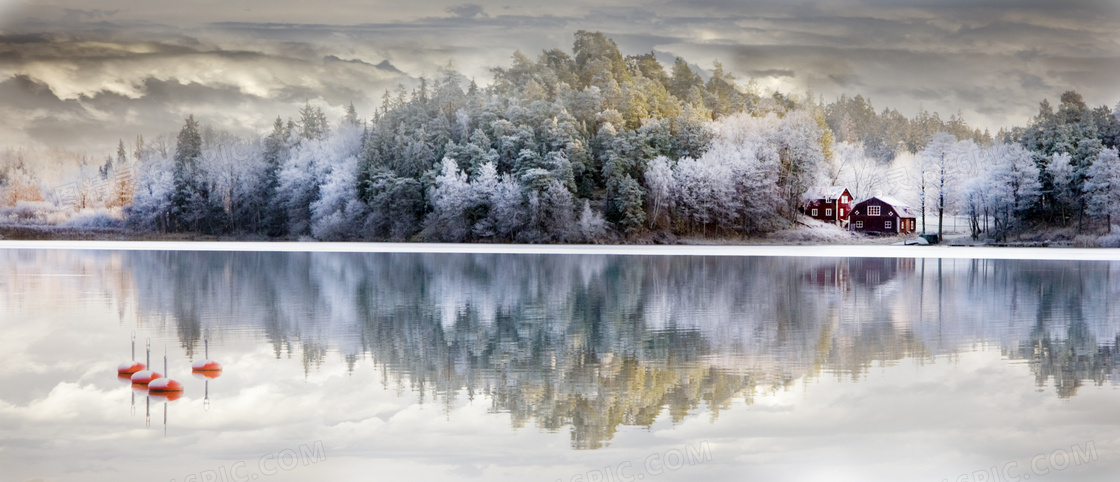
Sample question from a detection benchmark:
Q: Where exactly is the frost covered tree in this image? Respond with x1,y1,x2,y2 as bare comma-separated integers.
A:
775,110,825,220
666,111,824,234
917,132,959,238
1084,147,1120,230
298,102,329,141
577,199,608,242
309,123,368,240
278,120,363,237
108,30,1057,244
832,142,895,201
964,143,1040,239
125,155,174,231
521,178,576,243
427,158,476,241
644,155,674,229
1047,152,1078,225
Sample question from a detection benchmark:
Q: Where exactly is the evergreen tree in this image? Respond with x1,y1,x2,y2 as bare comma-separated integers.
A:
169,114,203,231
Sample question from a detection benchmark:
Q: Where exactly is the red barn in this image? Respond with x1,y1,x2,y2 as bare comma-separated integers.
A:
803,186,853,226
849,196,917,235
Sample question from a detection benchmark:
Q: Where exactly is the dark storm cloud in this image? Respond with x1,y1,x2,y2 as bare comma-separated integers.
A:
0,29,411,152
0,0,1117,154
0,75,68,110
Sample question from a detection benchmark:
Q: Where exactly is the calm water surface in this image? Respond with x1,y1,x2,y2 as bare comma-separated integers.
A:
1,250,1119,481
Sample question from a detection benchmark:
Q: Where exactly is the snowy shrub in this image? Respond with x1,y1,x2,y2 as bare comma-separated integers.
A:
0,201,65,224
577,200,608,242
1097,227,1120,247
62,210,125,229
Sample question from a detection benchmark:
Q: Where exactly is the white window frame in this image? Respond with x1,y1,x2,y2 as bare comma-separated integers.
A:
885,220,892,230
839,209,845,217
868,205,881,216
841,195,848,203
812,208,818,216
825,208,832,216
854,221,863,229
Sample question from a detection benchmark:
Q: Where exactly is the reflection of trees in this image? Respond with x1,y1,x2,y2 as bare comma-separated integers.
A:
14,250,1120,447
995,260,1120,398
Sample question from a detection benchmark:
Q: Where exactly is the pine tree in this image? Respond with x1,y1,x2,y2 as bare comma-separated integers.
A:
344,102,360,126
134,135,145,162
170,114,203,231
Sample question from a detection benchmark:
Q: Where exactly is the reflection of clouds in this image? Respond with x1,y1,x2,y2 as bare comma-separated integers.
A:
680,348,1120,482
3,250,1120,479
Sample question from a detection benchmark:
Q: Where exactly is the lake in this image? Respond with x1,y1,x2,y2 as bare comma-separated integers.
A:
1,245,1118,482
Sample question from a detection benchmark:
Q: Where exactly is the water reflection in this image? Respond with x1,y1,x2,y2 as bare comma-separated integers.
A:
5,250,1120,452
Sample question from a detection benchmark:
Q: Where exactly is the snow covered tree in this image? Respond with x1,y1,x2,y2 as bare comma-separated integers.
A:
917,132,958,238
298,101,329,141
1047,152,1078,226
644,155,674,229
577,200,608,242
984,143,1041,238
125,154,174,232
1084,147,1120,230
279,123,362,237
520,178,576,243
832,142,894,201
427,157,476,241
775,110,825,221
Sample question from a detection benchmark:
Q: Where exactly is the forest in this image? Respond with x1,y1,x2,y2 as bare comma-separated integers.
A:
2,30,1119,243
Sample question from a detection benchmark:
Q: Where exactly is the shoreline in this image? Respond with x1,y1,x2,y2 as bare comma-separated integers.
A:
1,239,1118,261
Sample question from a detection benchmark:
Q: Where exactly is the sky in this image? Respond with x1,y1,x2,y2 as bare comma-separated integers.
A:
0,0,1118,157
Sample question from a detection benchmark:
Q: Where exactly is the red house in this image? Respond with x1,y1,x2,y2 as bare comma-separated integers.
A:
849,196,917,235
803,186,853,226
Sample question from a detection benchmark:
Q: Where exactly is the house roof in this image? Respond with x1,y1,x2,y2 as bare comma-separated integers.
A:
804,186,849,201
868,196,919,218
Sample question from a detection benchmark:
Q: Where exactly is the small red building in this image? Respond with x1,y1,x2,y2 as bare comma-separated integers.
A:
849,196,917,235
803,186,853,226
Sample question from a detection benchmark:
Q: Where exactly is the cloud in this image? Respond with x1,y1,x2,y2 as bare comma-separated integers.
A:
62,8,118,21
0,0,1117,154
446,4,487,19
0,32,412,152
749,69,797,79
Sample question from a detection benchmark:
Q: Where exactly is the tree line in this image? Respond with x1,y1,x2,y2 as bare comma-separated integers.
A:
23,30,1116,242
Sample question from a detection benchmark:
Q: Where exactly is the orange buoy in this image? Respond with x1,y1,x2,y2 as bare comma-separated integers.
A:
191,360,222,372
148,377,184,393
118,361,146,375
148,351,183,394
148,391,183,402
192,370,221,380
130,340,160,385
131,369,162,385
117,334,146,376
191,340,222,374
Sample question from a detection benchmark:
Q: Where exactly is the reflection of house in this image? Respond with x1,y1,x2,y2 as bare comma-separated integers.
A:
849,257,915,287
849,196,917,235
803,261,850,291
804,186,853,226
